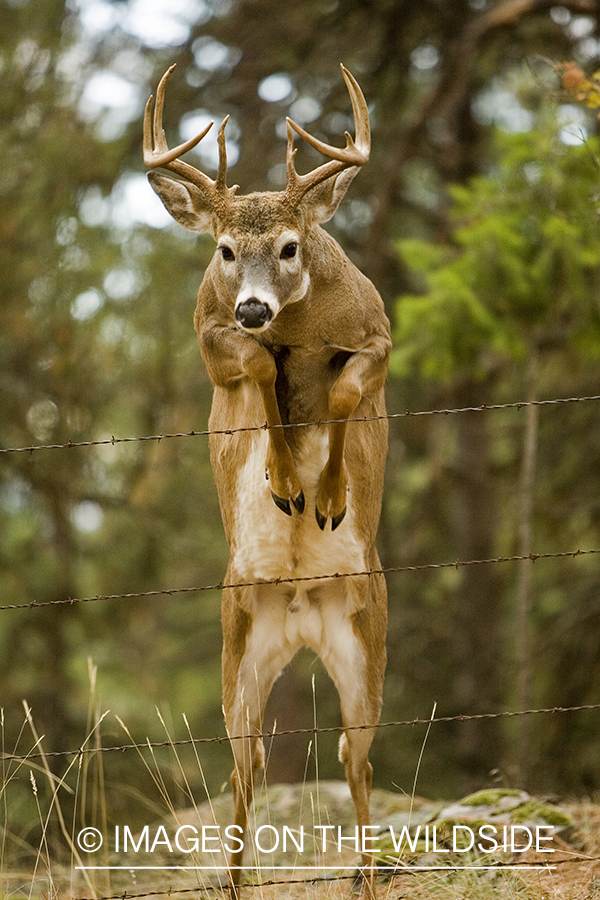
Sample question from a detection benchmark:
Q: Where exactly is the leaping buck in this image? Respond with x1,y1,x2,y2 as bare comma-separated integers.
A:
144,64,391,896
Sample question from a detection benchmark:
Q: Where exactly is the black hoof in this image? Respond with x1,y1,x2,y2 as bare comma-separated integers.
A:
331,507,347,531
292,491,305,514
271,492,292,516
315,507,327,531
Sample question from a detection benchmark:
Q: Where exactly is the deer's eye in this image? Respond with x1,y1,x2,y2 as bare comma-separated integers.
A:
219,245,235,261
281,241,297,259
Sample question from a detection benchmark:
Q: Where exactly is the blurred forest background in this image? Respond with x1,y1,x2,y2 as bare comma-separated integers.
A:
2,0,600,847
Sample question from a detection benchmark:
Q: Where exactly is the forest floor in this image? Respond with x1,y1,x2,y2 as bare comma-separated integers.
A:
4,782,599,900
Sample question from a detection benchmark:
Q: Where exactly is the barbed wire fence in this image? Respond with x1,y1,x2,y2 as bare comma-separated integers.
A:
2,392,599,735
2,392,600,896
2,393,599,610
1,393,599,456
47,847,600,900
0,547,597,613
2,702,600,765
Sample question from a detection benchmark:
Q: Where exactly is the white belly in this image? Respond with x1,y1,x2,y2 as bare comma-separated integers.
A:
231,429,366,582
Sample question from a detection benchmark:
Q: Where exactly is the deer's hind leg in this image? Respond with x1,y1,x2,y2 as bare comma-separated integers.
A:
221,580,298,895
315,572,387,896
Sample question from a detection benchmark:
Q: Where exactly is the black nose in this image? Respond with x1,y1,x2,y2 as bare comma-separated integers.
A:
235,298,272,329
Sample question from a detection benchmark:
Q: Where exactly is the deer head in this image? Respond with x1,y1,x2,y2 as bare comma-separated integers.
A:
144,64,370,332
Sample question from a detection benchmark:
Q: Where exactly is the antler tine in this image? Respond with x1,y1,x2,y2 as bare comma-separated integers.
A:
215,116,231,191
144,64,214,170
285,121,299,187
340,64,370,158
284,64,370,203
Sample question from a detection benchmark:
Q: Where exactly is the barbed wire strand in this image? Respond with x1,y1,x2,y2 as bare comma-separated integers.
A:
60,851,600,900
2,546,598,613
2,393,599,456
3,702,599,765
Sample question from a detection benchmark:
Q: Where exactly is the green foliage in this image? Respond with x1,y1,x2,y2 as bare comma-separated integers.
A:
393,127,600,382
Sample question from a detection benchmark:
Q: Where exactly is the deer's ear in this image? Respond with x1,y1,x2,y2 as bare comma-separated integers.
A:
297,167,359,225
148,172,216,234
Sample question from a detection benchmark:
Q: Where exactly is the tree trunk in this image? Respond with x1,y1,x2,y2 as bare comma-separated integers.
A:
451,383,504,788
515,345,539,786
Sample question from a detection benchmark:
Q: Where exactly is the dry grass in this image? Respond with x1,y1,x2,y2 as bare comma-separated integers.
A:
2,699,600,900
2,788,597,900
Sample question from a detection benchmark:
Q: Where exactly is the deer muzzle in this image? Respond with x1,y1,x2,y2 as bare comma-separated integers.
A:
235,297,273,331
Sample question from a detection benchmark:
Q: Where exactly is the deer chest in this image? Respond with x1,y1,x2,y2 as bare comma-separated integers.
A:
270,344,354,434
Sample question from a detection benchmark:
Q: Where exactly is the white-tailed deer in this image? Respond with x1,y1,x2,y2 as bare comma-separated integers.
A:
145,64,391,896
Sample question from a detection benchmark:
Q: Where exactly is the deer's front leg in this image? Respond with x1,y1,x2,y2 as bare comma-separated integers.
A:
316,336,390,530
201,325,305,516
315,381,359,530
241,342,305,517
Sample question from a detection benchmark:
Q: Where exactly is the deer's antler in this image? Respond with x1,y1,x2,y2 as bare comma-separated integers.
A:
283,64,371,207
144,64,238,213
